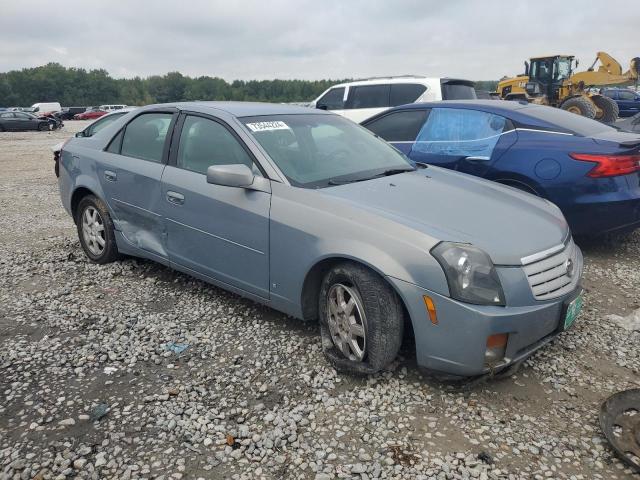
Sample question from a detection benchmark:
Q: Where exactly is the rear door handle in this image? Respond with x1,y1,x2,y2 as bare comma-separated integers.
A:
166,191,185,205
104,170,117,182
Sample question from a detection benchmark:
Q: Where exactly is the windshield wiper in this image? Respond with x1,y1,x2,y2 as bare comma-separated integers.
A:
327,167,415,186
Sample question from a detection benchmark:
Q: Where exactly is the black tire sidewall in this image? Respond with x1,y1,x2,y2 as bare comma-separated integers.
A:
318,262,404,374
76,195,120,264
38,123,48,131
592,95,619,123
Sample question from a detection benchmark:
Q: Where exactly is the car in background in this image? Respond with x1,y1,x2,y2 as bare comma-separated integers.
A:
74,108,107,120
57,101,583,378
601,88,640,117
616,112,640,134
362,100,640,236
309,76,476,123
0,111,54,131
31,102,62,115
52,107,137,176
57,107,89,120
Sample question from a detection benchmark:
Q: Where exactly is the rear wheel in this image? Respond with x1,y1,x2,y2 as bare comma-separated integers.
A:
560,96,596,119
76,195,120,264
318,262,404,375
592,95,619,123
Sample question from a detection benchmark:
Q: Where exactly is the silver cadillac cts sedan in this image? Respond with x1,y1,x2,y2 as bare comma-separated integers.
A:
56,102,583,378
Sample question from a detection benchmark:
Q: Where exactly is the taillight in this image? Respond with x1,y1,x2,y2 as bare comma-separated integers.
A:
570,153,640,178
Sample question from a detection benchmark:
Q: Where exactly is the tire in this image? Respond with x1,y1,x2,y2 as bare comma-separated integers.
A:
592,95,619,123
318,262,404,375
38,123,49,131
76,195,120,264
560,96,596,119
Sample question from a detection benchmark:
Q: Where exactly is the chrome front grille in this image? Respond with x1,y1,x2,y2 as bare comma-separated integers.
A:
522,238,580,301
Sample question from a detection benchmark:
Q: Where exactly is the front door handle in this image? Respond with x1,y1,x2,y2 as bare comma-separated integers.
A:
464,156,491,163
166,191,185,205
104,170,117,182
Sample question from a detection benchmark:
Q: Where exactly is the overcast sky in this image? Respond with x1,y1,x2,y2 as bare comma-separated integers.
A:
1,0,638,81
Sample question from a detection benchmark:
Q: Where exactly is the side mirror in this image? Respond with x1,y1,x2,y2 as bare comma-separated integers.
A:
75,131,85,138
206,164,255,188
316,104,328,110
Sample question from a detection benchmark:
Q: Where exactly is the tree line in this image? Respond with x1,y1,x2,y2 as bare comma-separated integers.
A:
0,63,498,107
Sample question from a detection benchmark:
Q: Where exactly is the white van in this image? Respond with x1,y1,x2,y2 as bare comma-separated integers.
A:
99,104,128,112
310,76,476,123
31,102,62,114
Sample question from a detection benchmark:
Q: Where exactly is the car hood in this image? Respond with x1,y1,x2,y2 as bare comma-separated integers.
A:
321,167,569,265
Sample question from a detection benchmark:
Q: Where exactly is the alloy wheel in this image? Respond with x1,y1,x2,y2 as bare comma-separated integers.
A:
81,206,106,256
326,283,368,361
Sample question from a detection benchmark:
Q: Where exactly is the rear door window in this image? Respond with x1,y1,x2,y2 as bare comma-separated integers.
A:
120,113,173,163
414,108,509,158
316,87,345,110
347,84,390,109
364,110,429,142
389,84,427,107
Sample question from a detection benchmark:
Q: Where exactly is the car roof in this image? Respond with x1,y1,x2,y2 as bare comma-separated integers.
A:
144,101,327,117
390,99,533,112
326,76,459,88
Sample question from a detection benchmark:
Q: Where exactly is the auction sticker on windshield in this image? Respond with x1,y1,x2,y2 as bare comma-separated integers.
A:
246,121,290,132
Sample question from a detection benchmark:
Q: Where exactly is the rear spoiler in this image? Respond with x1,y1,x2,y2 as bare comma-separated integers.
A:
441,78,476,87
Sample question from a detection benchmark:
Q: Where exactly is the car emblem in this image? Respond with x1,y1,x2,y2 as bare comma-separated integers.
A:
565,258,574,278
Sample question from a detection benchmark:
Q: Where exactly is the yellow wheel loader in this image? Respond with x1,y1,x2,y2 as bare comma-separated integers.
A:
495,52,640,122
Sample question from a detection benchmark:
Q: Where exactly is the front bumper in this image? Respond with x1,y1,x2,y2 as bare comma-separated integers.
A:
388,274,582,378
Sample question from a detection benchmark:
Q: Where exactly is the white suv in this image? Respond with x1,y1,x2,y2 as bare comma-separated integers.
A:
309,76,476,123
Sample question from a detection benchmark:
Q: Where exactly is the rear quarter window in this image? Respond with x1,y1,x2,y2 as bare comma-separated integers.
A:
441,81,477,100
389,84,427,106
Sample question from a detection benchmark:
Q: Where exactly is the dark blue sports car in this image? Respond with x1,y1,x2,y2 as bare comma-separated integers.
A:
362,100,640,236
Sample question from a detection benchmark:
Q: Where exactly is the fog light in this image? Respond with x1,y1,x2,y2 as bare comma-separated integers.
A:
423,295,437,324
485,333,508,364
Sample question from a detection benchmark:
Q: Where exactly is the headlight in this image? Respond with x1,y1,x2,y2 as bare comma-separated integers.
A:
432,242,505,306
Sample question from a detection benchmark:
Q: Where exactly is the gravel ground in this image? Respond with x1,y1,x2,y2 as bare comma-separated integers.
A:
1,121,639,480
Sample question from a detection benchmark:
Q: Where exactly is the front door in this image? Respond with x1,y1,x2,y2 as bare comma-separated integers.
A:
93,110,176,260
160,113,271,298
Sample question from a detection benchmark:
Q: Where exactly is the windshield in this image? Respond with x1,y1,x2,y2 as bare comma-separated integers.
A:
242,114,413,188
555,58,572,80
525,105,617,136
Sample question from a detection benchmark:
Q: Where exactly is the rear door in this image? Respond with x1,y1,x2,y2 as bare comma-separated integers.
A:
160,112,271,298
344,84,390,123
94,109,177,261
409,107,516,176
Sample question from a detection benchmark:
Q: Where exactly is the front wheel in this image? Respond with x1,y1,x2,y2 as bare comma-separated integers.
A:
38,123,49,131
76,195,120,264
318,262,404,375
592,95,619,123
